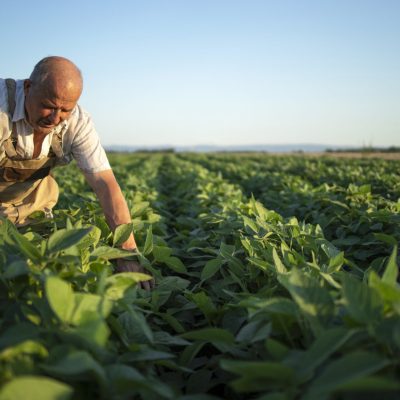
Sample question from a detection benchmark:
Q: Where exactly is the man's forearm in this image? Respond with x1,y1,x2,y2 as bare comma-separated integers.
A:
84,170,137,250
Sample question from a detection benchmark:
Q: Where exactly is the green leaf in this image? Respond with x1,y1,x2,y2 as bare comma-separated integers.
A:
187,292,217,321
77,225,102,250
220,359,294,391
43,350,106,385
236,321,271,344
45,276,74,323
105,272,150,300
131,201,150,217
201,258,223,280
165,256,187,273
119,347,175,362
0,340,48,361
242,216,259,233
153,245,173,262
0,322,40,349
265,338,289,361
2,260,29,279
182,328,235,352
106,364,175,399
373,233,398,246
327,251,344,273
335,375,400,392
119,308,154,344
368,271,400,311
279,269,334,331
304,351,390,398
0,376,73,400
113,223,133,247
342,274,383,324
382,246,398,286
273,248,288,274
142,225,153,255
72,319,110,347
8,230,42,262
295,328,355,381
90,246,133,260
47,228,92,254
70,293,113,325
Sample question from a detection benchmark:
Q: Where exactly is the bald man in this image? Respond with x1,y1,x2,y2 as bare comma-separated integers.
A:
0,56,154,290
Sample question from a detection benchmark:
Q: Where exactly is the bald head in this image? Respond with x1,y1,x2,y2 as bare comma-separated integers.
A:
29,56,83,97
24,56,83,134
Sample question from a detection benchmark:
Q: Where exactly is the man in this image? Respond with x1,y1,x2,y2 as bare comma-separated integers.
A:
0,56,154,290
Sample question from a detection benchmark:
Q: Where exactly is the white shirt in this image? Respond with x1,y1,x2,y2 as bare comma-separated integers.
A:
0,79,111,173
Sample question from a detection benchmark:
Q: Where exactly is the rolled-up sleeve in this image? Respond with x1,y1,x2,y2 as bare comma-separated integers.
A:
66,105,111,173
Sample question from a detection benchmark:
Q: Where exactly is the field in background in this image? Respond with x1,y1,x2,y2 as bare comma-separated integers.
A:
0,153,399,400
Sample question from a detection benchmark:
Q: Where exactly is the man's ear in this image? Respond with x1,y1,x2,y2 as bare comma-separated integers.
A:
24,79,32,95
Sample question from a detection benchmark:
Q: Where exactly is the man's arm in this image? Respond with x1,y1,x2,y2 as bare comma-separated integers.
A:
83,169,154,290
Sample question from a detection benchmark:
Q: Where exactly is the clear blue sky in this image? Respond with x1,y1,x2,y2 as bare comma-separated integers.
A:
2,0,399,148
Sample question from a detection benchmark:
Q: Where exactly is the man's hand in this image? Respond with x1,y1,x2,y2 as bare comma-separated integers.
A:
115,258,155,291
83,170,155,291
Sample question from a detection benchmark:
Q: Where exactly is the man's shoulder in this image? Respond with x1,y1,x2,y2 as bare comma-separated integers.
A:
0,79,8,115
63,104,96,142
0,79,10,138
67,104,92,126
0,78,24,120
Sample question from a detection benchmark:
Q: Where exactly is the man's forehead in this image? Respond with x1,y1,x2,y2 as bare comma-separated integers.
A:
36,81,81,103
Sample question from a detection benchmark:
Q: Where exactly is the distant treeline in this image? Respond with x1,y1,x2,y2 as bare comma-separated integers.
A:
326,146,400,153
107,148,176,154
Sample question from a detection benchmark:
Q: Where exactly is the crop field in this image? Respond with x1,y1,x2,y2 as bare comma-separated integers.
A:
0,153,399,400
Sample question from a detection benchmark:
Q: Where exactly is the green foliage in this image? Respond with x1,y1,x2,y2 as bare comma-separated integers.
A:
0,153,399,399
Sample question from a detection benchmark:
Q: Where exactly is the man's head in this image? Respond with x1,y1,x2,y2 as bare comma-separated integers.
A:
24,56,83,135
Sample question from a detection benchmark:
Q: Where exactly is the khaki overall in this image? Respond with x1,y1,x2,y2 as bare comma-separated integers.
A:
0,79,64,225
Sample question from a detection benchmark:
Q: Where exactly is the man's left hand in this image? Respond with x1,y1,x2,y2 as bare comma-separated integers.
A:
115,259,155,291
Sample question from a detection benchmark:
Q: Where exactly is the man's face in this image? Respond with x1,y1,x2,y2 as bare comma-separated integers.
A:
24,79,81,135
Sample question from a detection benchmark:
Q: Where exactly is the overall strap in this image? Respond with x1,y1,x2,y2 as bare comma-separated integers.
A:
5,79,16,118
3,79,18,158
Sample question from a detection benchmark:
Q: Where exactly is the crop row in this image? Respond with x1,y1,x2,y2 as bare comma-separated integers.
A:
180,153,400,270
0,153,399,400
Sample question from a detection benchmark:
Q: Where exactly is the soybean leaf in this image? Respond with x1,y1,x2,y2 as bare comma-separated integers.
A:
382,246,398,286
70,293,113,325
0,376,73,400
220,359,294,391
182,328,235,352
201,258,223,281
106,364,175,399
341,274,383,324
113,223,133,247
304,351,390,399
142,225,153,255
45,276,74,324
165,256,187,273
153,245,173,262
90,246,133,260
8,230,42,262
42,350,107,386
47,228,92,254
294,328,355,382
